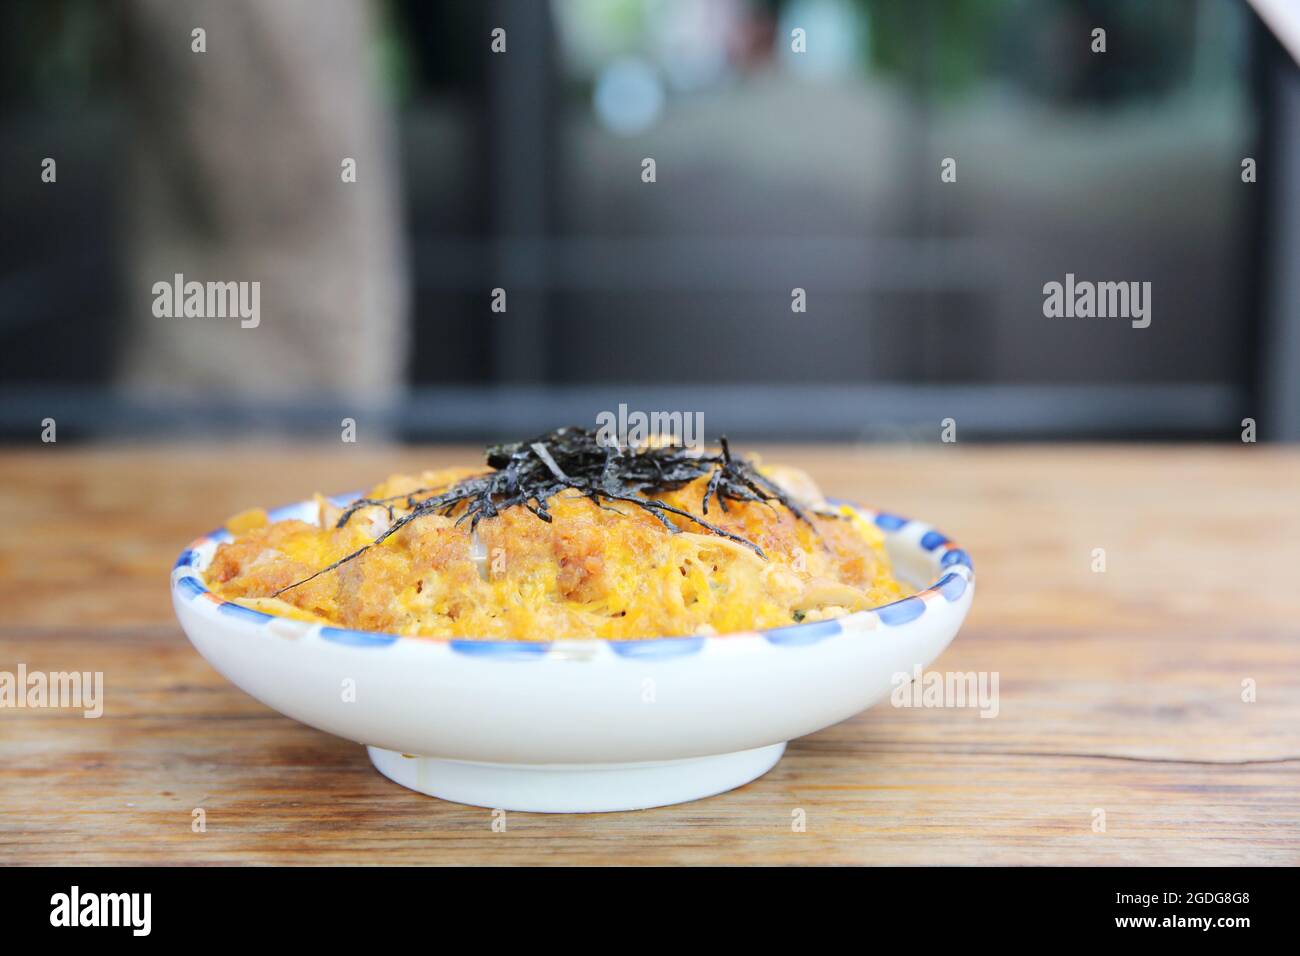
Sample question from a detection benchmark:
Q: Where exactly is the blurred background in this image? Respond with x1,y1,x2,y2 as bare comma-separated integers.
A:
1,0,1297,443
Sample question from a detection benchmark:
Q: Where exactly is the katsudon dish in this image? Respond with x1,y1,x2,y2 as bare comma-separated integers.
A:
203,427,907,641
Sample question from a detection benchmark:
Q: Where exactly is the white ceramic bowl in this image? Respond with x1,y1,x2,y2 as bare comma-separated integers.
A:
172,495,974,813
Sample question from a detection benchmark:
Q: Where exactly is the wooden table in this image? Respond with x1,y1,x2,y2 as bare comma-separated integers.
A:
2,445,1297,865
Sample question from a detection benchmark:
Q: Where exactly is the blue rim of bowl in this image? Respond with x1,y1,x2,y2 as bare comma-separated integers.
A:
172,493,974,655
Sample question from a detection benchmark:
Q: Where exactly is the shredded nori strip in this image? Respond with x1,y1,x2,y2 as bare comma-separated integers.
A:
274,426,817,596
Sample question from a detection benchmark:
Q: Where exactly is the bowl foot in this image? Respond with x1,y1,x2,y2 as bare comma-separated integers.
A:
367,742,787,813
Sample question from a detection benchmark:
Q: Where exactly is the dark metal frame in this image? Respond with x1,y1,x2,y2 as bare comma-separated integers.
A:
1257,19,1300,440
0,382,1242,443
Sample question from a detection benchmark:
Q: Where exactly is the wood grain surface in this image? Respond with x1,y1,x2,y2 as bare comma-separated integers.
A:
1,444,1297,865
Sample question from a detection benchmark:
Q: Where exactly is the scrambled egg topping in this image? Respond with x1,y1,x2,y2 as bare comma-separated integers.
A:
205,463,906,640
